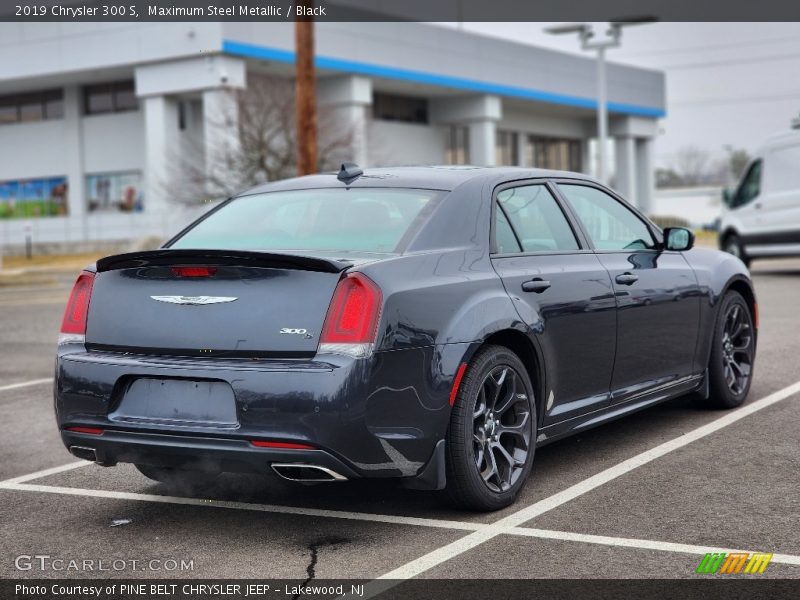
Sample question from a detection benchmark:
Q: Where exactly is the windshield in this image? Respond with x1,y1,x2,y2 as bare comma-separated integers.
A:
170,188,442,254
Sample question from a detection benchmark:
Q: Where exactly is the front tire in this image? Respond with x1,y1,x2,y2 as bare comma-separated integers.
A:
443,345,536,511
705,291,755,409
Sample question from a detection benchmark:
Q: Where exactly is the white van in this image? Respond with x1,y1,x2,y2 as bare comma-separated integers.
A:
719,128,800,267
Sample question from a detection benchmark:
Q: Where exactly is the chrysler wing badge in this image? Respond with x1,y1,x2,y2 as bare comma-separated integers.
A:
150,295,238,306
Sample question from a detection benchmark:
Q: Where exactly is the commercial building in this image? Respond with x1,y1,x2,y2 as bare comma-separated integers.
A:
0,21,665,249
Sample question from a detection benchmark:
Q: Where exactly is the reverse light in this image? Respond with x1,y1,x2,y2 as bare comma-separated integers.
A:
171,266,217,277
59,271,96,345
251,440,316,450
65,426,104,435
318,273,382,358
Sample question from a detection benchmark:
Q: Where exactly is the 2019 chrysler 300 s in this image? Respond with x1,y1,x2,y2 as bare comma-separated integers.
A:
55,165,757,511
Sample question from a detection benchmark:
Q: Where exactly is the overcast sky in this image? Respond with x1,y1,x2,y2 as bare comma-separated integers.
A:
441,22,800,170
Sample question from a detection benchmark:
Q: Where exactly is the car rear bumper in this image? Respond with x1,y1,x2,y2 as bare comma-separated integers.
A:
54,343,468,483
61,428,361,479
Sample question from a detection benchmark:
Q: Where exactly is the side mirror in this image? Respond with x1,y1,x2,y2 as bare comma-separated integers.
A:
664,227,695,251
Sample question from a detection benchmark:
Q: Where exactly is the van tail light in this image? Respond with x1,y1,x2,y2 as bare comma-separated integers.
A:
318,273,382,358
59,271,96,345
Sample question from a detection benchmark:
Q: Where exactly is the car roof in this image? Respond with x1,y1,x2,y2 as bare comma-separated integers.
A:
236,166,597,196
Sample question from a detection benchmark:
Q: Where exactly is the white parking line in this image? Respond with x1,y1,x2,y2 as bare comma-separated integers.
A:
0,460,90,485
0,377,52,393
0,481,482,532
514,527,800,566
3,480,799,568
357,380,800,592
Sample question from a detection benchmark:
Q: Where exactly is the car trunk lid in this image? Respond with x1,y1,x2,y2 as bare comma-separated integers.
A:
86,250,356,357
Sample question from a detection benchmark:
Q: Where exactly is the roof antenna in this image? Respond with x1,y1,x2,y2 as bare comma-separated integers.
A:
337,162,363,184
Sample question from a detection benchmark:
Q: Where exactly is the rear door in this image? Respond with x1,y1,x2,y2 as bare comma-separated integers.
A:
490,182,617,424
555,182,701,403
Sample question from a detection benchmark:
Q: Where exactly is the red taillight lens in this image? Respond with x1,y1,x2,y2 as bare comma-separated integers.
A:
320,273,382,344
60,272,95,335
171,266,217,277
251,440,315,450
65,426,104,435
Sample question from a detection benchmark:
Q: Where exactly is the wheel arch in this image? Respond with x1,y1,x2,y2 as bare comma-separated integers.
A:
723,276,758,333
468,329,546,427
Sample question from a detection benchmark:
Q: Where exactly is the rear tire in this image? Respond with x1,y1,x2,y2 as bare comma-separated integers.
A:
704,291,755,409
443,345,536,511
135,464,219,490
723,234,751,268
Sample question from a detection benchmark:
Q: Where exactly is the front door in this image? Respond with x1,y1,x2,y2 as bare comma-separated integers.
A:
555,182,701,404
490,182,617,424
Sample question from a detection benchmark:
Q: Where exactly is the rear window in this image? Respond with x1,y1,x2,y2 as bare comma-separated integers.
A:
170,188,442,254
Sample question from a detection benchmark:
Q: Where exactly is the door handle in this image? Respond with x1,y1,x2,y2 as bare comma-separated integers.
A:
754,202,762,209
521,278,551,293
615,273,639,286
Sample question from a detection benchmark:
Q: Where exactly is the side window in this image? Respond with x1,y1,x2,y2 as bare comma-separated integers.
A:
496,185,579,252
494,206,522,253
558,184,655,251
732,160,762,208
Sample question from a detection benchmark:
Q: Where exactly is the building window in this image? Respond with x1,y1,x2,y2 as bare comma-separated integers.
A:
372,92,428,124
86,171,144,213
496,130,519,165
525,136,582,172
84,80,138,115
445,126,470,165
0,176,69,219
0,89,64,125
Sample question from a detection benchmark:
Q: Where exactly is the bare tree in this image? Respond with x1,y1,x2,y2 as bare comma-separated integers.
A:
169,75,354,205
672,145,712,186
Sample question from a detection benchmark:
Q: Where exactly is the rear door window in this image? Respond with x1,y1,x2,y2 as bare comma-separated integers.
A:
495,184,579,252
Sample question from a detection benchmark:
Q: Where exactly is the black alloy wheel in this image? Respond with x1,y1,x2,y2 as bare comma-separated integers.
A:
472,365,532,493
706,291,755,408
443,345,536,511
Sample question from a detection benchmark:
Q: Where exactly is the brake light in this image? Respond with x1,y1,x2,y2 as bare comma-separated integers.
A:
65,426,104,435
319,273,382,358
171,266,217,277
251,440,315,450
59,271,95,344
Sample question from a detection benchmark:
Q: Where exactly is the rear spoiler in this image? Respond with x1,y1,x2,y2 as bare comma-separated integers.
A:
95,249,352,274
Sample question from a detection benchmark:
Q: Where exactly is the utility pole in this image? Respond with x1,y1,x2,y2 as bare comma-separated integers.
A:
295,3,317,176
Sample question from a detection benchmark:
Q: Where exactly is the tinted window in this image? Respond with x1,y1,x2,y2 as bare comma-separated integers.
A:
496,185,579,252
494,206,522,253
171,189,441,254
559,184,655,250
731,160,762,208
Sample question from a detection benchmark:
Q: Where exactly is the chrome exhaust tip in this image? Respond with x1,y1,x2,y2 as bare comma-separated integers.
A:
69,446,98,462
271,463,347,482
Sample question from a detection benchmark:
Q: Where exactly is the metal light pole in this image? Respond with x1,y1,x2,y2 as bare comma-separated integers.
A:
546,21,654,184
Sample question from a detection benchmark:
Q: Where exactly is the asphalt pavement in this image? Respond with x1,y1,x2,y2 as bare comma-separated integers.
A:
1,259,799,587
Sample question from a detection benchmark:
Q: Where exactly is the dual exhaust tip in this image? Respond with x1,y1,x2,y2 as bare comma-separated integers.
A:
69,446,99,463
271,463,347,482
69,447,347,482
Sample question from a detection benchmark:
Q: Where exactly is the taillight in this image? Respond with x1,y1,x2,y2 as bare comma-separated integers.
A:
65,426,104,435
171,266,217,277
251,440,315,450
59,271,95,345
318,273,382,358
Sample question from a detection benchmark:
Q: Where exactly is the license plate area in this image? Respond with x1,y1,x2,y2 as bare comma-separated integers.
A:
110,378,238,428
